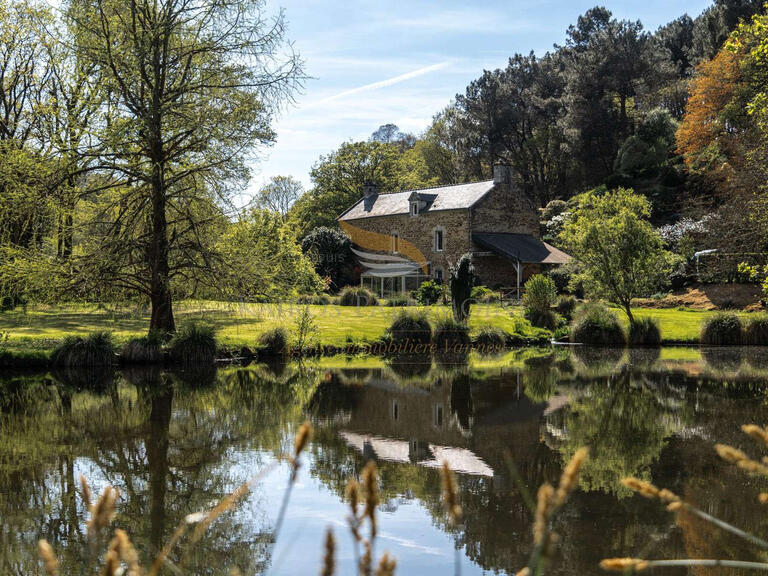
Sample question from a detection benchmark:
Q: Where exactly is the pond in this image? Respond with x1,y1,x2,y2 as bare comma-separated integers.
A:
3,347,768,575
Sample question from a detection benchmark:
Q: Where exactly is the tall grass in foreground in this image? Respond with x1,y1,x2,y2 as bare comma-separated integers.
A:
601,424,768,573
36,422,587,576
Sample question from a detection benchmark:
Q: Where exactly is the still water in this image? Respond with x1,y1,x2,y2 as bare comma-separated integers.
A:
3,347,768,575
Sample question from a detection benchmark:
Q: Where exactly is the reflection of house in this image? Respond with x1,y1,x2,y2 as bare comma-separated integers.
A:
333,370,564,481
337,163,571,296
340,431,494,476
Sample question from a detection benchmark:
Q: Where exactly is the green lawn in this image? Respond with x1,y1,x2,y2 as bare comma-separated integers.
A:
0,300,546,351
622,307,754,343
0,300,754,352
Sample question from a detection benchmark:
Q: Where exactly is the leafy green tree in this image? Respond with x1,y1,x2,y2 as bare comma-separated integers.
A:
560,188,672,324
300,226,354,289
290,141,403,234
215,209,321,301
68,0,303,333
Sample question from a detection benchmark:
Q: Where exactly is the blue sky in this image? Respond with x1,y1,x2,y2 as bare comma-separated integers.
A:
246,0,712,201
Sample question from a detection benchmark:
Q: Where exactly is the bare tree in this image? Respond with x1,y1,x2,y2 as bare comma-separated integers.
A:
255,175,304,217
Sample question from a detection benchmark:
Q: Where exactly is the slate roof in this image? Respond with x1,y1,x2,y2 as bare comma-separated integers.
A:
473,233,572,265
338,180,495,221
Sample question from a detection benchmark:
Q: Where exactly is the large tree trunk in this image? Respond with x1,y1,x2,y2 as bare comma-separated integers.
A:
148,148,175,334
146,383,173,555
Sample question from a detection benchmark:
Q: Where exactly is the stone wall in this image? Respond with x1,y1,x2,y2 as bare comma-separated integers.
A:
343,177,541,288
344,208,472,276
474,254,542,290
469,180,540,238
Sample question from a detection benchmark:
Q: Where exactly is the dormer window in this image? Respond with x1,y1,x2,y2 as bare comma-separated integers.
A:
410,201,419,217
434,228,444,252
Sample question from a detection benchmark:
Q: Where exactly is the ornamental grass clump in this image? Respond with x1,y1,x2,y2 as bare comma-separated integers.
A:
387,310,432,348
744,313,768,346
555,295,578,321
121,331,164,364
51,331,116,367
700,311,742,345
432,317,470,353
628,317,662,347
523,274,558,330
473,326,507,354
570,302,626,346
338,286,379,306
168,321,217,364
258,326,290,357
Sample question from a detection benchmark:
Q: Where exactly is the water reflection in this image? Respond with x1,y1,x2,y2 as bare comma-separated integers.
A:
2,349,768,575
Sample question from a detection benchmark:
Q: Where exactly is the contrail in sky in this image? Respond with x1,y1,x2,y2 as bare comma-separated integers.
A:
313,61,452,105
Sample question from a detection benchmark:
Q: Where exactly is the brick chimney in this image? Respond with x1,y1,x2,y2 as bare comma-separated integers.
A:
363,181,378,198
493,160,512,186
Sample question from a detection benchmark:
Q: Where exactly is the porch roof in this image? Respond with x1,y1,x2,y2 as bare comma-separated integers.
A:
473,233,572,265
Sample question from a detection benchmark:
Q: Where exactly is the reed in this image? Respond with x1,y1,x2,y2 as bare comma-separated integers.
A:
604,423,768,572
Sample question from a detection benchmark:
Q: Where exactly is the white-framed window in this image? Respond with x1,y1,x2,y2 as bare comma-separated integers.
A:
392,232,399,253
433,266,444,284
410,202,419,216
433,228,444,252
433,403,444,427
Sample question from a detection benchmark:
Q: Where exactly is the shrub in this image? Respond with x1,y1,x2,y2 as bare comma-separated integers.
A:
555,295,578,321
168,322,217,364
450,253,475,322
338,286,379,306
51,331,115,367
472,327,507,353
294,306,319,351
744,313,768,345
296,293,331,305
523,274,557,312
121,331,164,364
414,280,443,306
258,326,290,357
432,317,470,353
387,310,432,348
628,317,662,347
570,302,626,346
700,312,742,346
524,307,559,330
386,295,418,307
471,285,501,303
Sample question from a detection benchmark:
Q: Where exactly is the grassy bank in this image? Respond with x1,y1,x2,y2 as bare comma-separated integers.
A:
0,301,758,359
0,300,548,354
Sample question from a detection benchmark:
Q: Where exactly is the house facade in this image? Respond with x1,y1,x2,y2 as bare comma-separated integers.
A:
337,162,570,296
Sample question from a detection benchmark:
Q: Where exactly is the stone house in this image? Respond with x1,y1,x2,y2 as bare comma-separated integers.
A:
337,162,570,296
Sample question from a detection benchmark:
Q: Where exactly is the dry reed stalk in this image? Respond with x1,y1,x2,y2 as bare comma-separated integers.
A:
80,475,92,511
88,486,119,536
375,552,396,576
113,528,142,576
362,461,379,538
440,461,462,525
715,443,768,476
600,558,768,571
600,558,649,571
742,424,768,446
523,448,588,575
37,539,59,576
321,528,336,576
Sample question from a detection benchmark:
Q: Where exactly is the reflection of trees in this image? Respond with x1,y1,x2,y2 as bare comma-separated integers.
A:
549,371,687,497
0,365,322,575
